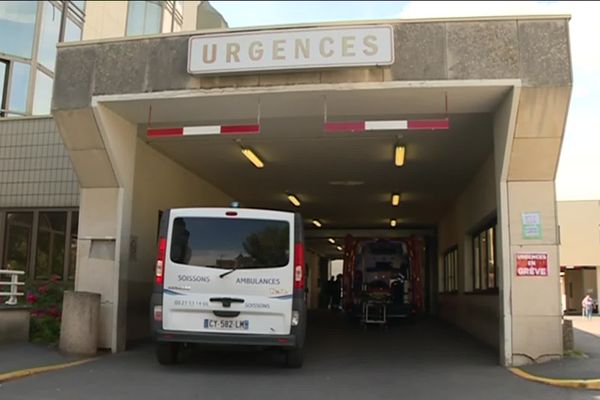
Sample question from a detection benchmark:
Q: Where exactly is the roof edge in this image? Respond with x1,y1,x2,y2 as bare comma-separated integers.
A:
60,14,572,49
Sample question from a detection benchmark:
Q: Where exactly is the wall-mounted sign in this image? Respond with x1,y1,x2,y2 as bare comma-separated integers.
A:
188,25,394,75
521,211,542,240
516,253,548,277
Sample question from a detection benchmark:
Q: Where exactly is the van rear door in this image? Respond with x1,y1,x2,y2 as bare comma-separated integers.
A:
161,208,295,335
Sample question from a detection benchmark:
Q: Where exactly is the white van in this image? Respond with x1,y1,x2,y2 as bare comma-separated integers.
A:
150,207,307,368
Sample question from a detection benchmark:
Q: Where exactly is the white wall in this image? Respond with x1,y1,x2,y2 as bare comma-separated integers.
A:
126,139,232,341
438,154,499,349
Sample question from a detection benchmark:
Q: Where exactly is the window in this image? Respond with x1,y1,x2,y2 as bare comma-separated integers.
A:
32,70,53,115
3,212,34,273
38,1,62,71
170,217,290,269
0,1,38,59
0,1,85,119
35,212,67,279
166,1,183,33
0,60,7,116
126,1,162,36
62,2,85,42
126,1,183,36
1,209,78,281
71,1,86,12
64,18,82,42
441,247,459,293
68,211,78,280
8,61,29,115
175,1,184,15
472,224,497,291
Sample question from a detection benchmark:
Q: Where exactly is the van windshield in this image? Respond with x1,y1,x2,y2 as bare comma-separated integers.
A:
170,217,290,269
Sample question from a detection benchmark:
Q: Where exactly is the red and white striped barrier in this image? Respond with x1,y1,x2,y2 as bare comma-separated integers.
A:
147,124,260,138
324,118,449,133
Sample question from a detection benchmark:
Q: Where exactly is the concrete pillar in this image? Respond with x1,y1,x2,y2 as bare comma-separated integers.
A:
60,291,100,355
56,105,138,353
507,181,562,365
495,85,571,366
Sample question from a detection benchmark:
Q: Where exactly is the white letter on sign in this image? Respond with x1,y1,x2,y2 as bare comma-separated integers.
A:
295,38,310,59
249,41,263,61
226,42,240,63
363,35,378,56
320,37,334,57
203,44,217,63
272,40,286,60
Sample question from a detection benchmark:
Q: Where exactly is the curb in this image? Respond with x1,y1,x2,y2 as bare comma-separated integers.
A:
0,358,97,383
509,367,600,390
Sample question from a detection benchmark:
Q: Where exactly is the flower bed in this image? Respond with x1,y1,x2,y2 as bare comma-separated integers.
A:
24,276,73,345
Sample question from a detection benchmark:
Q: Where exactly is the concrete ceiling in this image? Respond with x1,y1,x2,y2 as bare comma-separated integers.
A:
101,84,508,257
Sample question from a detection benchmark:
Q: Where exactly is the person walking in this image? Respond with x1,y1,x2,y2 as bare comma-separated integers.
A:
582,294,594,320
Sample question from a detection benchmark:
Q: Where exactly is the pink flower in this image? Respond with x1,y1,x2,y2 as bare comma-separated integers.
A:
50,275,61,283
38,284,49,294
47,307,60,318
26,293,38,304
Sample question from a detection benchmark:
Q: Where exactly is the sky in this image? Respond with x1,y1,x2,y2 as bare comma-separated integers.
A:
211,1,600,201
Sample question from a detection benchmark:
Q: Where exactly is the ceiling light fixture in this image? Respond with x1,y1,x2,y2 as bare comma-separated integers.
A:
312,219,322,228
336,246,343,251
328,238,335,244
390,219,397,228
287,194,301,207
241,147,264,169
392,193,400,207
394,145,405,167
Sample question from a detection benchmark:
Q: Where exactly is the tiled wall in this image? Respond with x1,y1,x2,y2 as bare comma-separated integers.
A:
0,117,79,207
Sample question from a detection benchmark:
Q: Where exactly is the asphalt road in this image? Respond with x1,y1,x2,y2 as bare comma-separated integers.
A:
1,312,595,400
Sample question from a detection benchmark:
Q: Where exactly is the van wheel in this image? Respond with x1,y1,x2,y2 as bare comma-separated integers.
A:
156,342,179,365
285,347,304,368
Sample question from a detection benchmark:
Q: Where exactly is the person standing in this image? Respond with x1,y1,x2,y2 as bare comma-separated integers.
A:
331,274,343,312
323,276,334,309
582,294,594,320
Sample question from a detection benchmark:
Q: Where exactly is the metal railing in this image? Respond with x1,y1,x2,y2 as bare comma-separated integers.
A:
0,269,25,305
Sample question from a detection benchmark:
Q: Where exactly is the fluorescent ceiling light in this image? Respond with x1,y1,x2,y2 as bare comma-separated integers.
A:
312,219,322,228
395,145,405,167
241,147,264,168
328,238,335,244
390,219,397,228
287,194,301,207
392,193,400,206
336,246,343,251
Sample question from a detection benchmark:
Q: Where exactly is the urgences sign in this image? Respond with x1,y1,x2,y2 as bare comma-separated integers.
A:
188,25,394,75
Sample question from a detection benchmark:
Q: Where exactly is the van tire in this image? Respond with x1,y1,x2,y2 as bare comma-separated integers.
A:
285,347,304,368
156,342,179,365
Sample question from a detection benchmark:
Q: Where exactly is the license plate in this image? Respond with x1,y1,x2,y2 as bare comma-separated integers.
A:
204,319,249,330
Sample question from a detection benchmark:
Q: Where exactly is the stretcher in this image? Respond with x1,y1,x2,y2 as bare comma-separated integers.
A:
361,291,392,326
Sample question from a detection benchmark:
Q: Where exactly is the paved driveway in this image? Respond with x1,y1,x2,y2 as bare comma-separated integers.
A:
0,312,594,400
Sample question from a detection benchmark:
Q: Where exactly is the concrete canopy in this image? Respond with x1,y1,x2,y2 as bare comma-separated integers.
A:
100,85,505,229
52,17,572,230
52,16,572,366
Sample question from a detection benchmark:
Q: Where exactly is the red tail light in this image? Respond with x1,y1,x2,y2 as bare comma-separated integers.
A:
155,237,166,285
294,242,305,289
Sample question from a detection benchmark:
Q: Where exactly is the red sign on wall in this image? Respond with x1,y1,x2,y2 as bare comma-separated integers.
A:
516,253,548,277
